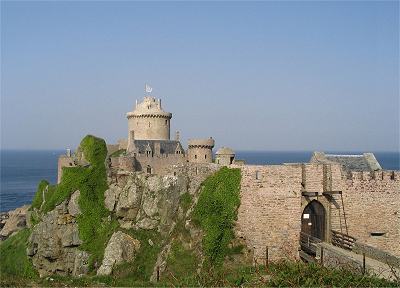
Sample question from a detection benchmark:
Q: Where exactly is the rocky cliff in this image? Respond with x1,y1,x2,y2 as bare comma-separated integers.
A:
23,136,221,278
1,135,249,284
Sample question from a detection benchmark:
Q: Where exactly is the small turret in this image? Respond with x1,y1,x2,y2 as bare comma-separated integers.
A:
215,147,235,165
187,137,215,163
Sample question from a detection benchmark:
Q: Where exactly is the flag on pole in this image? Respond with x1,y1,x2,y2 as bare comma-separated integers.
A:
145,84,153,93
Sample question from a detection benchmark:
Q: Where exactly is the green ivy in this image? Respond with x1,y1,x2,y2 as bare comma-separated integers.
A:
192,167,241,268
29,135,117,270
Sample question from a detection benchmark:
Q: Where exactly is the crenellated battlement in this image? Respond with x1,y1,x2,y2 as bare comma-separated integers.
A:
344,170,399,182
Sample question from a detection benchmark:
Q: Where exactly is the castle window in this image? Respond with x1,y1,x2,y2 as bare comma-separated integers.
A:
195,155,197,159
165,119,168,125
205,155,207,159
147,165,152,174
255,171,261,180
149,122,151,127
390,171,395,180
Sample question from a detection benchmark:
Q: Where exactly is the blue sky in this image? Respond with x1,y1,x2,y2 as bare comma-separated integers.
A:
1,1,399,151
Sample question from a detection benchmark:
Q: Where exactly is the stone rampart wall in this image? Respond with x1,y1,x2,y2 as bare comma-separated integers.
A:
235,164,303,263
341,171,400,256
235,163,400,262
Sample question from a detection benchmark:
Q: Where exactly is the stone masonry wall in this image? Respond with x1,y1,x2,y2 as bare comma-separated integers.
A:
235,163,400,262
57,155,75,184
235,164,303,263
341,171,400,256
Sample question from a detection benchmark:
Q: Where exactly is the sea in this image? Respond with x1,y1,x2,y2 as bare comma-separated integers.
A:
1,150,399,212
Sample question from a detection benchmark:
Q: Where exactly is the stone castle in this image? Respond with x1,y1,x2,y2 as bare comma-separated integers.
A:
58,90,400,266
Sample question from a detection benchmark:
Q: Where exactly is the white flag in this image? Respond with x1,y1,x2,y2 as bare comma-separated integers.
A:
145,84,153,93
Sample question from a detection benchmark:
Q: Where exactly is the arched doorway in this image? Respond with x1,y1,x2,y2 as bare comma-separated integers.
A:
301,200,326,241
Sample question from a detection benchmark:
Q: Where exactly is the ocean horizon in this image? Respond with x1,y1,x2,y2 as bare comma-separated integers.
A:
1,150,399,212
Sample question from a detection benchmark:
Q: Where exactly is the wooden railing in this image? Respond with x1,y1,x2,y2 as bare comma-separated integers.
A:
331,230,356,251
300,232,322,255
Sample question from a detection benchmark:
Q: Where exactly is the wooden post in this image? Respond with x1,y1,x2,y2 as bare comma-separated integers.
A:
362,253,366,275
320,246,324,266
265,246,269,269
157,266,160,282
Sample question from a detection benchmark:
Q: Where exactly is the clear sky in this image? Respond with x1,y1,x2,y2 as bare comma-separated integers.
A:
1,1,399,151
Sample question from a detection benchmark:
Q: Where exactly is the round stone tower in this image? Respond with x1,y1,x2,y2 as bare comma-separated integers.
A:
187,138,215,163
127,96,172,142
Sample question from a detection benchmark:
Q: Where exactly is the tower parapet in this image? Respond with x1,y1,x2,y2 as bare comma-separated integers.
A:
127,96,172,151
187,138,215,163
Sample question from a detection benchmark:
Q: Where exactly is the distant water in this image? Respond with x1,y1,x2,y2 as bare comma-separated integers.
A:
235,151,400,170
1,150,62,212
0,150,399,212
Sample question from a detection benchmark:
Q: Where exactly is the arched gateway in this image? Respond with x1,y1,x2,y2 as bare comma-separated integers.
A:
301,200,326,241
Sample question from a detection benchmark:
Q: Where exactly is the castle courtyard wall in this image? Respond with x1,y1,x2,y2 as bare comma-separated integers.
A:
235,165,303,263
341,171,400,256
235,163,400,262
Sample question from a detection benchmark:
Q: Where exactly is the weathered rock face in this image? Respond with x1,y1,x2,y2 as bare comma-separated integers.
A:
27,192,89,277
0,205,29,241
97,231,140,275
104,173,188,234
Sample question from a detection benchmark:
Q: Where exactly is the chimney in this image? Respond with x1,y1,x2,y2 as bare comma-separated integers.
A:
158,98,162,109
66,148,71,157
135,99,138,108
175,131,180,141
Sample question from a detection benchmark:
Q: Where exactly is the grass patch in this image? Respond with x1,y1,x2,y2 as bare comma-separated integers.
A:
165,241,198,286
179,192,192,213
192,167,241,269
0,229,38,279
30,180,49,210
113,229,163,282
265,261,398,287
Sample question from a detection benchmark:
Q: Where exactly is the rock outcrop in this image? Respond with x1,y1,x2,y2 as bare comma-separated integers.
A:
0,205,29,241
27,192,89,277
105,173,187,234
97,231,140,275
